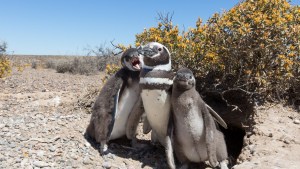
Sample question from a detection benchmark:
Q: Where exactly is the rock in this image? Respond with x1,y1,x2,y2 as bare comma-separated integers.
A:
294,119,300,124
126,165,135,169
70,153,78,160
0,140,8,145
36,150,45,157
248,145,256,154
2,127,9,132
85,141,91,147
102,161,112,168
283,139,290,144
83,157,91,165
26,123,35,128
15,158,22,163
49,146,56,152
0,124,5,129
20,158,30,167
33,160,49,167
9,143,16,148
105,153,116,160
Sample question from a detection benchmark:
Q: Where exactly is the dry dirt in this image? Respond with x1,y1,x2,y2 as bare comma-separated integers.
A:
0,67,299,169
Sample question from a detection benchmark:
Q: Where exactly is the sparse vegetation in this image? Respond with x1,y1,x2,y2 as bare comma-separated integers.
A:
0,42,11,78
54,56,119,75
31,61,38,69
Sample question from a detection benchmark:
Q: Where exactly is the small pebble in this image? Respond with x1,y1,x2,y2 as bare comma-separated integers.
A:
0,124,5,129
36,150,44,157
102,161,112,168
83,157,91,165
294,119,300,124
85,141,91,147
49,146,56,152
33,160,49,167
283,139,290,144
70,153,78,160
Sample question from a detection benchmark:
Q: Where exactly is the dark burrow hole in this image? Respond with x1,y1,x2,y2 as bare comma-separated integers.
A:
202,89,253,168
219,126,245,166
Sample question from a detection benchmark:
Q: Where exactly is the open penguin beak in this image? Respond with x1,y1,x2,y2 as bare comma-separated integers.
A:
131,57,141,70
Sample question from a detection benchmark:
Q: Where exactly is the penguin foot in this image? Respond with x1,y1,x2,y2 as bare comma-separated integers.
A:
179,164,188,169
219,160,228,169
130,138,138,147
99,142,108,155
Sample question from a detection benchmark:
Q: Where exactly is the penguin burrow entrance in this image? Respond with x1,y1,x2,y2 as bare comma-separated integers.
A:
220,126,245,164
203,89,254,166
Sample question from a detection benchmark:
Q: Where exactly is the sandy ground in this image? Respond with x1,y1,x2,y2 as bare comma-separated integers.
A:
0,67,299,169
234,104,300,169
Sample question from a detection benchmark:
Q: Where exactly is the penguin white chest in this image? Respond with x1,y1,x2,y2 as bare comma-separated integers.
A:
175,101,207,162
141,89,171,142
109,83,139,140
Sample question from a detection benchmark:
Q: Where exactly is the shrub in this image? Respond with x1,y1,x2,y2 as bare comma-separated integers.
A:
56,61,73,74
0,42,11,78
31,61,38,69
45,60,57,69
54,56,120,75
134,0,300,103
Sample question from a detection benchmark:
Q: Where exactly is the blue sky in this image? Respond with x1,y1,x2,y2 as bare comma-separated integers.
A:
0,0,299,55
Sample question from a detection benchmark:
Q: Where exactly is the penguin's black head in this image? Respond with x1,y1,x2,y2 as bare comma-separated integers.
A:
174,68,195,90
138,42,171,70
121,48,141,71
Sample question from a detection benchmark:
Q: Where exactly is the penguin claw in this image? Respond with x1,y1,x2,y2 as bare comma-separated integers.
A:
219,160,229,169
99,143,108,155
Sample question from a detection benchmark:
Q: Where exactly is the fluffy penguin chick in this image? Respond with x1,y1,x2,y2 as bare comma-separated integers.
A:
171,68,228,169
85,48,143,154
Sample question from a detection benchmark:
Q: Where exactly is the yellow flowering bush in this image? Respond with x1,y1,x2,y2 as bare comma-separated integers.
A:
133,0,300,101
105,63,120,75
0,43,11,78
101,63,121,83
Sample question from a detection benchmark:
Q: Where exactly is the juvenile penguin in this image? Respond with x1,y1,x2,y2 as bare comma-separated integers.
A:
171,68,228,169
138,42,176,168
85,48,143,154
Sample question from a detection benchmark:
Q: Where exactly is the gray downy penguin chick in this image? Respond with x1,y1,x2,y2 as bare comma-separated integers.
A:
171,68,228,169
138,42,176,169
85,48,144,154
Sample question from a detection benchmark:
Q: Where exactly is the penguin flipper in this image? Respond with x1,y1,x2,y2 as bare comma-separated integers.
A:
206,104,228,129
166,110,175,169
201,103,218,167
106,73,126,139
109,87,121,134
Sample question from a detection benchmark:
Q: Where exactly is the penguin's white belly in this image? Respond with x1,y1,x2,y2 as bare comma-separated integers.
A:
141,89,170,144
175,105,207,162
109,84,139,140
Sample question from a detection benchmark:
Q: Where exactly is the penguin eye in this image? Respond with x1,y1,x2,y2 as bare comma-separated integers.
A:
189,75,192,79
158,48,162,52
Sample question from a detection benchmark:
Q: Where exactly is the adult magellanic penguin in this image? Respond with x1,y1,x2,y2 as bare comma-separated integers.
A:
138,42,176,168
85,48,144,154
